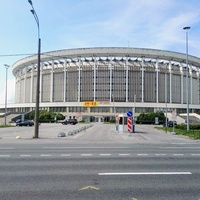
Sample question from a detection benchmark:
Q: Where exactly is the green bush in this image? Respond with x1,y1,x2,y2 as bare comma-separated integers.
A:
176,124,200,130
29,110,65,122
136,111,166,124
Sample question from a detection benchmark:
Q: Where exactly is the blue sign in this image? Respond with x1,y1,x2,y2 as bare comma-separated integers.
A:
127,111,133,117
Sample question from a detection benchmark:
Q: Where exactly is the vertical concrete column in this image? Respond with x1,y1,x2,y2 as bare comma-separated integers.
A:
39,62,43,103
78,58,81,102
93,57,96,102
169,61,172,104
189,65,192,104
109,61,112,102
141,58,145,103
63,60,67,102
155,59,159,103
23,67,27,103
30,64,34,103
126,56,128,102
50,61,54,102
180,64,184,104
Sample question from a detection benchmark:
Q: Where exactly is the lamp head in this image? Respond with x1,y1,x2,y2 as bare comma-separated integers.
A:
4,64,10,69
30,9,35,14
28,0,33,5
183,26,191,30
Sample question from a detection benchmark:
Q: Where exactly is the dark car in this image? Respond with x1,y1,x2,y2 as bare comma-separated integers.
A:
16,120,34,127
163,121,177,127
62,119,78,125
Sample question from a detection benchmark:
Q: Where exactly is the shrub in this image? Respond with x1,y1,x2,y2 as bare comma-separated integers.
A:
136,111,166,124
29,110,64,122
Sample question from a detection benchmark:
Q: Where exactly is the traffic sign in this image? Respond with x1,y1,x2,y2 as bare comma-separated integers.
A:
127,111,133,117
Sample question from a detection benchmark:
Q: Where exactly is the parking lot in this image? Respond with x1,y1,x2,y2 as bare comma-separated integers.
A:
0,123,92,140
0,122,195,145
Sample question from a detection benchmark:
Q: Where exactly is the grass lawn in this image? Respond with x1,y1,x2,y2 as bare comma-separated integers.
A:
156,126,200,140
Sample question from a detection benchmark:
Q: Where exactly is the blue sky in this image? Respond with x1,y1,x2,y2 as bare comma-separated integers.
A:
0,0,200,104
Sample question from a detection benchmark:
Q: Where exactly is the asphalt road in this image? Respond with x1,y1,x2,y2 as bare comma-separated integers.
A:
0,123,200,200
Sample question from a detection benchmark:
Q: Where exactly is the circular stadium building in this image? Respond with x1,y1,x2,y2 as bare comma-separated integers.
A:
9,47,200,122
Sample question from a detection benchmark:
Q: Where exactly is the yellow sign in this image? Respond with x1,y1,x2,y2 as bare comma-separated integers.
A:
83,101,99,107
79,186,100,191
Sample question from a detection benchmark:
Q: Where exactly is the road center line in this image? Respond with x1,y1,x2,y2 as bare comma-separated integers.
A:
20,155,31,157
0,155,10,157
98,172,192,176
44,147,130,149
40,155,51,157
81,154,93,156
100,154,111,156
161,147,200,149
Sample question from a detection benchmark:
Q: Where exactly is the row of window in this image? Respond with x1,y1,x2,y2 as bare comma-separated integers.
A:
2,107,199,115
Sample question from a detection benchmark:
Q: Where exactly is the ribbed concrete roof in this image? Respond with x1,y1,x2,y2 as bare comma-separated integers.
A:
12,47,200,76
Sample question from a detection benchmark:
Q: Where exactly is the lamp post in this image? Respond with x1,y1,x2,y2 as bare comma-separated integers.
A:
183,26,191,132
4,64,10,126
28,0,41,138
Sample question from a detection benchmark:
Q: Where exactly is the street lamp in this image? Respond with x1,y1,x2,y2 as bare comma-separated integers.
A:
28,0,41,138
4,64,10,126
183,26,191,132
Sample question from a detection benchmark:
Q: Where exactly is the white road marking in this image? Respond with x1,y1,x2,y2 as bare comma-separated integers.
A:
20,155,31,157
0,155,10,157
98,172,192,175
161,147,200,149
1,153,200,158
61,154,71,157
171,143,200,145
44,147,130,149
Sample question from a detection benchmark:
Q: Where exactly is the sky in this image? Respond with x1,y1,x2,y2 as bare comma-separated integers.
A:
0,0,200,105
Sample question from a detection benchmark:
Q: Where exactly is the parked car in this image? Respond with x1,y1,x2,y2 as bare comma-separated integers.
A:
16,120,34,127
163,121,177,127
62,119,78,125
